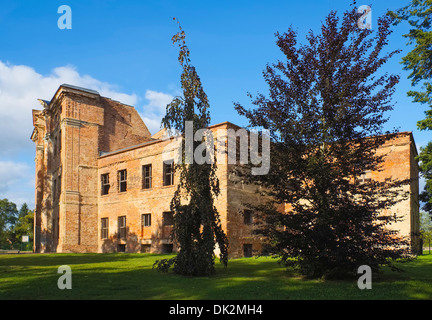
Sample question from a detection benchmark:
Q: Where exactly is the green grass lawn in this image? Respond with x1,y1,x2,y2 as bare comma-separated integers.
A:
0,253,431,300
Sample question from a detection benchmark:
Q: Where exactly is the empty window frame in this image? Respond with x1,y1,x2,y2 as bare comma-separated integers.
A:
142,164,152,189
243,244,253,257
101,173,110,195
118,169,127,192
162,243,173,254
141,244,151,253
54,130,61,156
101,218,109,239
163,160,174,186
58,174,61,197
58,130,61,154
53,134,57,156
243,209,253,225
118,216,126,239
53,178,57,199
162,211,174,226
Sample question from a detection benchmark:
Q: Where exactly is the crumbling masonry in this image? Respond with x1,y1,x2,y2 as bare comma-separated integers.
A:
31,84,421,257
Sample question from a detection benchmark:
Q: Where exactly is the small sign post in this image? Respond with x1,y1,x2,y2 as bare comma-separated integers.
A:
21,235,29,252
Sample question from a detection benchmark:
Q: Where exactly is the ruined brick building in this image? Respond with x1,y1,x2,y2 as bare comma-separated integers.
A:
31,84,421,257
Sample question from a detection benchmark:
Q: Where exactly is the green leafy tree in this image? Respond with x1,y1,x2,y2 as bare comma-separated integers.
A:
420,211,432,252
390,1,432,216
13,203,34,245
235,4,412,279
153,19,228,276
0,199,18,247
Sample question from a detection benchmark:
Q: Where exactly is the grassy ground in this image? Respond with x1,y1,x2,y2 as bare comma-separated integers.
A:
0,253,431,300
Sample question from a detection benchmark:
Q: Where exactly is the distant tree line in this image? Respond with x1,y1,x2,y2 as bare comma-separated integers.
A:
420,211,432,252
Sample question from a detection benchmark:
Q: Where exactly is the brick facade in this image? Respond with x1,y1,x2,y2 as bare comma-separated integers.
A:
31,84,421,257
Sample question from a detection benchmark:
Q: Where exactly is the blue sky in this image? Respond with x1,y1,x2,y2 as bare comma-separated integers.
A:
0,0,429,209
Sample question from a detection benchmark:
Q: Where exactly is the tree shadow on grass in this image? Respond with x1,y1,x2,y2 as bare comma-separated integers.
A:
0,253,133,267
1,255,431,300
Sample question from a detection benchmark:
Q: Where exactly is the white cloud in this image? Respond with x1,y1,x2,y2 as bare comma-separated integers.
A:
139,89,174,135
0,161,34,208
0,161,30,193
144,90,174,114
